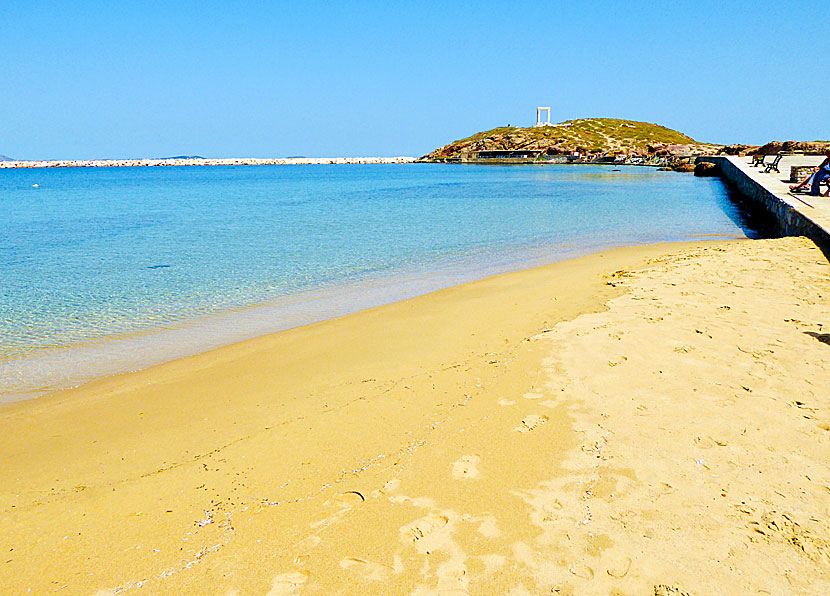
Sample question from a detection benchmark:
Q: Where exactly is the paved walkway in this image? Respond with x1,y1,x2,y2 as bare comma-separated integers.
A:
726,154,830,239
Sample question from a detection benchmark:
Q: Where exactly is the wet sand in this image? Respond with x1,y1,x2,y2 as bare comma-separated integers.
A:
1,237,829,595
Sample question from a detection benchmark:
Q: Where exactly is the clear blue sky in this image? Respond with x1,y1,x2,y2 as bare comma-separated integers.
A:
1,1,827,159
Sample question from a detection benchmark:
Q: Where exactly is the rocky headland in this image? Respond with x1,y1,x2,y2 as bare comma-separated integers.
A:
417,117,830,177
418,118,733,162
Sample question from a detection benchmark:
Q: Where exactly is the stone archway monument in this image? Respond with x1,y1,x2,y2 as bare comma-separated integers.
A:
536,107,551,127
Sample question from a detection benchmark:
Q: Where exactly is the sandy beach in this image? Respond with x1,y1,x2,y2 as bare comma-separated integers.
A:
1,237,829,595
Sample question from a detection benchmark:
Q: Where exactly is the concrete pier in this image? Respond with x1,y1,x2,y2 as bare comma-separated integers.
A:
701,155,830,246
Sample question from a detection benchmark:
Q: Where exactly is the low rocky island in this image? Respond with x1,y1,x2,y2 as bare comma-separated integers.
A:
417,118,754,166
417,117,830,182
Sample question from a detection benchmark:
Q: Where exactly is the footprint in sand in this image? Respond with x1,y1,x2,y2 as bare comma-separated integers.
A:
539,497,563,523
523,392,542,400
339,557,392,581
292,534,323,565
515,414,549,433
656,482,675,496
381,478,401,494
400,513,450,551
329,490,365,507
293,534,321,553
654,585,692,596
497,398,516,406
452,455,481,479
434,564,469,595
606,556,632,578
267,571,309,596
568,563,594,579
312,491,366,530
693,435,716,449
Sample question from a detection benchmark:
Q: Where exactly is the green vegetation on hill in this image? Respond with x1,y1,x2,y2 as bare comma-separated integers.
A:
420,118,711,161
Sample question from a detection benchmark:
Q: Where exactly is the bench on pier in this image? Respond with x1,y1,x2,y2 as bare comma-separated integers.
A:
763,153,784,174
750,154,766,167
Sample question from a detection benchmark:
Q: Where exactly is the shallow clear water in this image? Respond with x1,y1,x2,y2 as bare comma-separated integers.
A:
1,163,764,400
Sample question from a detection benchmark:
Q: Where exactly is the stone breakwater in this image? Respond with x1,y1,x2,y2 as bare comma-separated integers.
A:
0,156,415,169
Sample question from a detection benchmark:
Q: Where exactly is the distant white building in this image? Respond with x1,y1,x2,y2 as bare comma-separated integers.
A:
535,107,553,127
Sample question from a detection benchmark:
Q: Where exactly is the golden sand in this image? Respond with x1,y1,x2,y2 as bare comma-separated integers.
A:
1,237,829,595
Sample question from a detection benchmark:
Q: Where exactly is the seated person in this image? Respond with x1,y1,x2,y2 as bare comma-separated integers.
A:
790,149,830,195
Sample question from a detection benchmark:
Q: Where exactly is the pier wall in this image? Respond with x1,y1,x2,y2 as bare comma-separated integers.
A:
697,156,830,247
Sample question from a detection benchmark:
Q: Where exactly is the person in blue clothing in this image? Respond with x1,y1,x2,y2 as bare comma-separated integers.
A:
790,149,830,195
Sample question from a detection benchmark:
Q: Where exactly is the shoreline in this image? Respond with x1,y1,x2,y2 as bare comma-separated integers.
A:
0,236,743,404
0,156,415,169
2,237,828,594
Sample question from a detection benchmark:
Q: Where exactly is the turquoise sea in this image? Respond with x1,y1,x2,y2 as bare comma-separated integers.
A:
1,164,769,400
